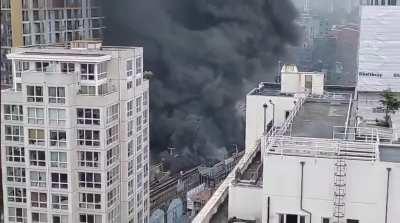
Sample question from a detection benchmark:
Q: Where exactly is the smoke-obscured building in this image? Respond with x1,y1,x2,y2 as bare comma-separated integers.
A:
0,0,104,87
1,41,149,223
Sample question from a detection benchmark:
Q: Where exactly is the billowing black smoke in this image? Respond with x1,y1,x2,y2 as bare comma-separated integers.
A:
101,0,300,170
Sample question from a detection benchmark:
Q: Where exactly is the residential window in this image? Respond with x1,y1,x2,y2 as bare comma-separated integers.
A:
143,90,148,105
128,179,134,197
6,147,25,162
136,116,142,132
79,172,101,189
79,214,102,223
136,77,142,86
143,109,148,124
128,198,134,215
144,145,149,160
7,187,27,203
128,160,134,177
136,57,142,74
30,171,46,187
79,193,101,210
107,104,119,123
8,207,28,223
28,107,44,124
78,151,100,168
144,181,149,196
48,108,66,126
107,145,120,166
127,100,134,117
144,163,149,177
32,212,47,223
31,192,47,208
52,215,68,223
77,129,100,146
137,172,143,189
79,85,96,95
28,129,45,145
136,191,143,208
106,124,119,145
80,64,95,80
61,63,75,73
126,60,133,76
50,152,67,168
8,207,27,223
143,127,148,142
29,150,46,166
77,108,100,125
107,186,120,208
51,194,68,210
136,96,142,113
128,140,134,157
27,86,43,102
49,130,67,147
6,167,26,183
51,173,68,189
137,154,142,170
48,87,65,104
127,81,133,89
137,134,142,151
108,205,120,223
16,83,22,91
98,62,107,79
127,120,134,137
107,165,120,186
4,105,23,121
5,125,24,142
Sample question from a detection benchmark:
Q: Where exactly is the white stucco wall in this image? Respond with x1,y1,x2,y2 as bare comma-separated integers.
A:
281,72,324,95
262,155,400,223
228,184,263,222
245,95,297,151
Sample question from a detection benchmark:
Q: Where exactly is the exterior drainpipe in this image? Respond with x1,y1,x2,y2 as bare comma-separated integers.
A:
300,161,312,223
385,168,391,223
267,196,270,223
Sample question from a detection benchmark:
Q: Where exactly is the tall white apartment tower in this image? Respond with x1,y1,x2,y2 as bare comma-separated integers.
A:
1,0,104,86
1,41,150,223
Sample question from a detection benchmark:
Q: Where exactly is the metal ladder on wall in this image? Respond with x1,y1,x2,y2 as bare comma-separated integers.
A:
333,144,347,223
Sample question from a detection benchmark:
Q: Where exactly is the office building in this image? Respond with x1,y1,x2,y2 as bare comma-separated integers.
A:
1,41,149,223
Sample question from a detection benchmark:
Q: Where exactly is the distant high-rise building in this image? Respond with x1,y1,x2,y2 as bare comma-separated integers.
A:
360,0,399,5
1,41,150,223
0,0,104,87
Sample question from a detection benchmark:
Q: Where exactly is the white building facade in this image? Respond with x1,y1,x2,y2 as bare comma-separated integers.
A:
1,42,150,223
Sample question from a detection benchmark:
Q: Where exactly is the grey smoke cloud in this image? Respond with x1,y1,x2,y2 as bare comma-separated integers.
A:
101,0,300,169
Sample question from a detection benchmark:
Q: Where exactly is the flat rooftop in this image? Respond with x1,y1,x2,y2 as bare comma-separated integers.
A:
291,100,350,139
249,82,294,97
379,145,400,163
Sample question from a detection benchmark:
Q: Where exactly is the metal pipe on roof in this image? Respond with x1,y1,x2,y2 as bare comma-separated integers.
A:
385,168,391,223
300,161,312,223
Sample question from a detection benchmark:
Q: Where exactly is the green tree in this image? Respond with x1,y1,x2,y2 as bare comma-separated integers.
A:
380,90,400,127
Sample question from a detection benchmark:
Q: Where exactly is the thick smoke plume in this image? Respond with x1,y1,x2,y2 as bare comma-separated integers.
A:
101,0,300,170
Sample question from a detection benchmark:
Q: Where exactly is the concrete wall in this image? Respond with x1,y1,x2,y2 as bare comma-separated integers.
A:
281,72,324,95
245,95,297,151
262,155,400,223
228,184,263,222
